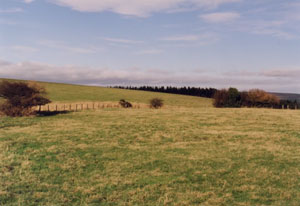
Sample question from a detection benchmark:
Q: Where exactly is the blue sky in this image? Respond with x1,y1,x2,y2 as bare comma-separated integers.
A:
0,0,300,92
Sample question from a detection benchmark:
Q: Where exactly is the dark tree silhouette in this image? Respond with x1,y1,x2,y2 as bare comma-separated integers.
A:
0,81,51,116
113,86,217,98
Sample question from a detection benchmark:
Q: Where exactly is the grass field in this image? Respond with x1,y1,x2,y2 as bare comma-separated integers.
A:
1,80,300,205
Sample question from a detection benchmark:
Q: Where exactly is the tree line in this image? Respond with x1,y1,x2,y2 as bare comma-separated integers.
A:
113,86,217,98
213,88,299,109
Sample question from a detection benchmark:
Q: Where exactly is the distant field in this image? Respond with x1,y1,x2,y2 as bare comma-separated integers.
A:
1,79,300,205
271,92,300,102
0,79,212,108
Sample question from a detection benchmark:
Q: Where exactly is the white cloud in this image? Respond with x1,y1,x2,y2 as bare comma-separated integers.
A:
260,69,300,78
38,40,99,54
24,0,35,3
161,35,199,41
10,45,39,53
200,12,240,23
103,37,144,44
234,19,297,40
134,49,163,55
0,8,23,13
45,0,241,17
161,33,219,46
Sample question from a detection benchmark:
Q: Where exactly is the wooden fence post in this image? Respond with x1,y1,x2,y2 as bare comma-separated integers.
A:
287,105,290,110
56,105,58,111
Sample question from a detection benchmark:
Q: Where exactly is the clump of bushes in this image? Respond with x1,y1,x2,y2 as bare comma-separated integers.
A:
150,98,163,109
213,88,280,108
0,81,51,117
119,99,132,108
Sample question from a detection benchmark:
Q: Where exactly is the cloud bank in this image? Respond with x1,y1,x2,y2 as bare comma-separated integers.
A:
0,60,299,93
43,0,242,17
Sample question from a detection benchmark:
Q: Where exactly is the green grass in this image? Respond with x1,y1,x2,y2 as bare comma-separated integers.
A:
0,79,211,108
42,82,211,108
1,79,300,205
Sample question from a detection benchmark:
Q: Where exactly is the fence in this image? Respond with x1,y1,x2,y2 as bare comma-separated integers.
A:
35,102,146,112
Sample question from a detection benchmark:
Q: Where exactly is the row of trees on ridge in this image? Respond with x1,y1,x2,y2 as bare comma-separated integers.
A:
213,88,299,109
113,86,217,98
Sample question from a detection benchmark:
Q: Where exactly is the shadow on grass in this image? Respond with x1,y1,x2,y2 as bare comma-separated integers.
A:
36,110,71,117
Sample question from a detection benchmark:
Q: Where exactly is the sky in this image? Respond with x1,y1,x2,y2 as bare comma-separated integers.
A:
0,0,300,93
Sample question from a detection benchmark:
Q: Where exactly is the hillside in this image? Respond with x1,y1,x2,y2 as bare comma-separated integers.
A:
271,92,300,101
0,78,212,108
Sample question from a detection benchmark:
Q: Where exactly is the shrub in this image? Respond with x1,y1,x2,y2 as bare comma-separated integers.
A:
150,98,163,109
119,99,132,108
0,81,51,117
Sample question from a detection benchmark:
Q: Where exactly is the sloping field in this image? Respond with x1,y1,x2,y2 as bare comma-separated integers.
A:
0,79,212,108
1,79,300,205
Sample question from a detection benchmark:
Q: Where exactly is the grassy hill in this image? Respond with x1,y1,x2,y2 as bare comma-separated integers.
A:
271,92,300,101
1,79,300,205
0,78,212,108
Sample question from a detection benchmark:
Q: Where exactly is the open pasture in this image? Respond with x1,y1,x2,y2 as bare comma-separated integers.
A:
1,81,300,205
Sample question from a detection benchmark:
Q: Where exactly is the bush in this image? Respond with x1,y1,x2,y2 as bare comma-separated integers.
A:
119,99,132,108
150,98,163,109
0,81,51,117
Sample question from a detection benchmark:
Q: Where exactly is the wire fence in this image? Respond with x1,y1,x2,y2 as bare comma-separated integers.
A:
35,102,149,112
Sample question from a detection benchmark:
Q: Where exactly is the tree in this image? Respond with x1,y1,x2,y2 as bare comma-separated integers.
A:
227,87,241,107
150,98,164,109
0,81,51,116
213,89,229,108
247,89,279,107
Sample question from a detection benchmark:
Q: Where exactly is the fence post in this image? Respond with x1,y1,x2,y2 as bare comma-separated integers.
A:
287,105,290,110
56,105,58,111
282,105,284,109
48,105,50,112
87,104,89,110
69,104,71,111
